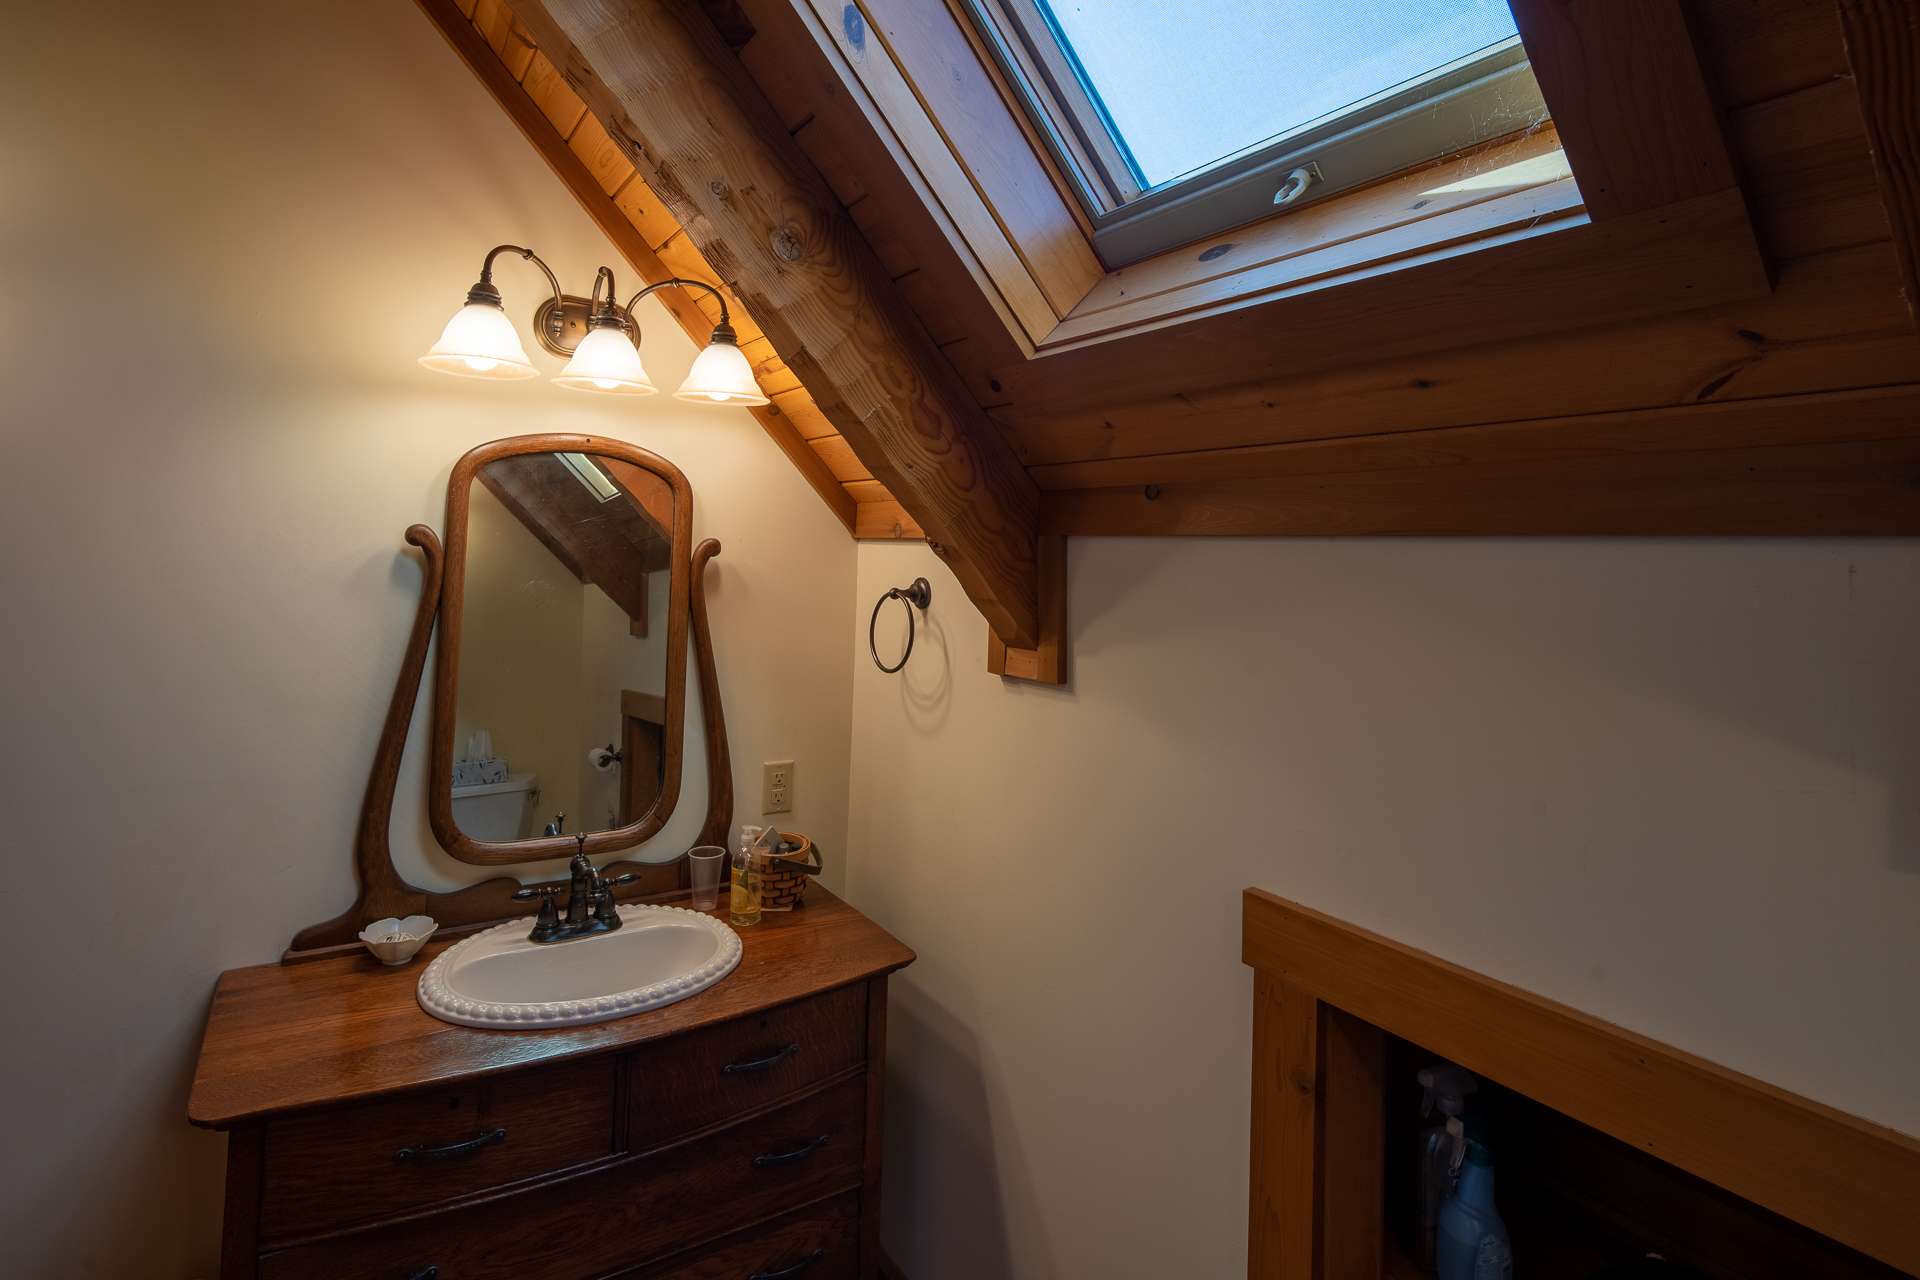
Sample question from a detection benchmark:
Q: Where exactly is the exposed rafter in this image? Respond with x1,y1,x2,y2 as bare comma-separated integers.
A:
510,0,1043,648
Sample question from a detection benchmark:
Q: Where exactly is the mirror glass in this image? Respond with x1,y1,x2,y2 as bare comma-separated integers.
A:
450,450,675,845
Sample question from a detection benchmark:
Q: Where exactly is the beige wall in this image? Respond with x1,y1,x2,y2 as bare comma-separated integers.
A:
848,538,1920,1279
0,2,855,1275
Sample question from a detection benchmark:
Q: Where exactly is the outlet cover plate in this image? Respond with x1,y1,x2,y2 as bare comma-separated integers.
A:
762,760,794,814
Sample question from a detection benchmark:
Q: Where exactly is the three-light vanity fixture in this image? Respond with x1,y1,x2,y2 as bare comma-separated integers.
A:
419,245,769,406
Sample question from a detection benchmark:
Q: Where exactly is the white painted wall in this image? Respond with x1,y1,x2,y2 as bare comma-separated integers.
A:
0,2,855,1274
848,538,1920,1279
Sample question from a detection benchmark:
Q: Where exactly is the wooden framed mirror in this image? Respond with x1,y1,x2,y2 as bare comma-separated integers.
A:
285,434,734,962
430,434,692,865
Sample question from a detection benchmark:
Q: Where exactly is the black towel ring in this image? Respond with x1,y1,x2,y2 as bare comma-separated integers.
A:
869,577,933,673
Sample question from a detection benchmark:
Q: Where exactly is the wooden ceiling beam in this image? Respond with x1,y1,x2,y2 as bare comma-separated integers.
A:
1838,0,1920,327
1042,384,1920,537
511,0,1043,647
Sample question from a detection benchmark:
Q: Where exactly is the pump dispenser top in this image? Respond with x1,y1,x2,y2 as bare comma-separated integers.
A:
1418,1063,1479,1118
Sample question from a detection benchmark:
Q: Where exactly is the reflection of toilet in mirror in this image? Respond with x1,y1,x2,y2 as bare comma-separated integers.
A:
450,772,538,841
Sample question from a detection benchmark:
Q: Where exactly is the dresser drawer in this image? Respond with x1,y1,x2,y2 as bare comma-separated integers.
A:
259,1075,867,1280
614,1192,860,1279
628,984,867,1151
258,1056,614,1244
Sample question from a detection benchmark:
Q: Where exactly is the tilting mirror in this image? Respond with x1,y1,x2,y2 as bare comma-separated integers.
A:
430,435,693,864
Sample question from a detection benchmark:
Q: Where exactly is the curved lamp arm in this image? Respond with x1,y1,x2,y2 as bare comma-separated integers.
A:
624,277,734,340
471,245,568,344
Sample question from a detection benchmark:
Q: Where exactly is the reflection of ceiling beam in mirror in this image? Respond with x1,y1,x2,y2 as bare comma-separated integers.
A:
477,453,669,636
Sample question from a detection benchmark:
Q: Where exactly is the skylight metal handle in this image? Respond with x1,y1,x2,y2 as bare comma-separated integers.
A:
1272,166,1316,208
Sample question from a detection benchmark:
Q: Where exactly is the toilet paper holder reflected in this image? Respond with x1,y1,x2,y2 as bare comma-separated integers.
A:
588,743,624,772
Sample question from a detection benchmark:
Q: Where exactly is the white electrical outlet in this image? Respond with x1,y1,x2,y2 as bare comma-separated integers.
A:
762,760,794,814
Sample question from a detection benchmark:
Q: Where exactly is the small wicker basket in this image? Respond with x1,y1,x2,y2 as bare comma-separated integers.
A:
755,832,822,911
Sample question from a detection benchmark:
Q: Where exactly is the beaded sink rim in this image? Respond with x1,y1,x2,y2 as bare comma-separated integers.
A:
416,903,741,1029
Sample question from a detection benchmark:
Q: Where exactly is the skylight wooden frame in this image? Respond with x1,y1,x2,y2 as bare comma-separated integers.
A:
965,0,1146,213
782,0,1769,360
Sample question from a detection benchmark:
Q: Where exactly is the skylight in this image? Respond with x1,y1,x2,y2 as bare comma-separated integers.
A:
965,0,1547,264
1042,0,1522,187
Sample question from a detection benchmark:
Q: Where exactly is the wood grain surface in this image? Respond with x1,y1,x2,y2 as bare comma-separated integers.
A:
195,886,913,1128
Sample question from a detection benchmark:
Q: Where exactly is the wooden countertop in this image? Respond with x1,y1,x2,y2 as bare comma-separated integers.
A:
188,887,913,1129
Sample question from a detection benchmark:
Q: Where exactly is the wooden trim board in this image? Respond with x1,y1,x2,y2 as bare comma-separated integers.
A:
985,533,1065,685
992,185,1770,414
1043,384,1920,537
1242,888,1920,1275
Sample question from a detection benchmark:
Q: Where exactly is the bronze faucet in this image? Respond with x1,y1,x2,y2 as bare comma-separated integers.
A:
512,834,637,944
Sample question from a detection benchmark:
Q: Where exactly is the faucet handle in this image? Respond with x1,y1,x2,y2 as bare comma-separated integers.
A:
529,894,562,941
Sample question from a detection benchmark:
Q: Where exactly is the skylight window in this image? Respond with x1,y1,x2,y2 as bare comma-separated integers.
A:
964,0,1548,265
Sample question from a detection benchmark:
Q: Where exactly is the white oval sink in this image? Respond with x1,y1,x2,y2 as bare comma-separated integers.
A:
417,904,740,1029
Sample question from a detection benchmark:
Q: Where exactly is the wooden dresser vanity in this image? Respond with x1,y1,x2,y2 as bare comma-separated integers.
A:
190,889,913,1280
189,436,915,1277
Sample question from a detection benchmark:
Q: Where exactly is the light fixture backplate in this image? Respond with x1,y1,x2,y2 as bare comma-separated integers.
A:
532,295,639,358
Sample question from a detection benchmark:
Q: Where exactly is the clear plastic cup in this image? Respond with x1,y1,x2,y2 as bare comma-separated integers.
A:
687,845,726,910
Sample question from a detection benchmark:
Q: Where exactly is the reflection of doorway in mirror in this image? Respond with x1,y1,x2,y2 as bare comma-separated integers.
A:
454,464,671,840
580,573,670,828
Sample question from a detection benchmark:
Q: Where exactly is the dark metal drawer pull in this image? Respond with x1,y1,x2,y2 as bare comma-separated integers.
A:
403,1268,439,1280
751,1134,830,1168
750,1249,827,1279
394,1127,506,1163
723,1043,801,1075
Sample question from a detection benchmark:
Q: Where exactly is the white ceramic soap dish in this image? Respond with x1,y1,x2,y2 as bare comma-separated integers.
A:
358,915,438,966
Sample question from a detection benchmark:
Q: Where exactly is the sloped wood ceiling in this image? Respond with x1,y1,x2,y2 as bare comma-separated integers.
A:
425,0,1920,550
428,0,924,541
721,0,1920,536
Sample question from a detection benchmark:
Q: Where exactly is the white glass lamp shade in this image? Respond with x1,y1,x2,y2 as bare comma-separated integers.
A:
674,338,769,405
554,325,658,395
418,303,538,381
